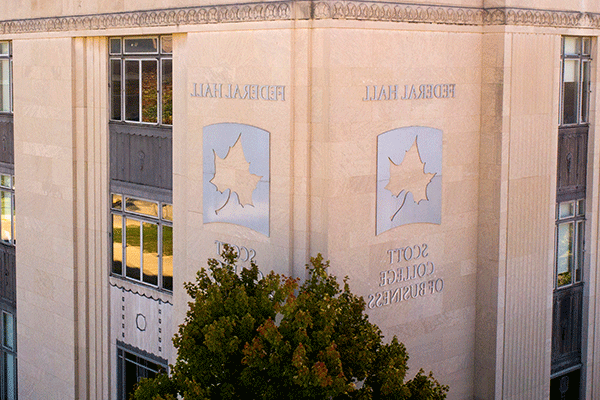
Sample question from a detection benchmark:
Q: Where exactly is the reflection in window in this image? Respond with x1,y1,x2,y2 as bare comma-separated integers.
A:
162,59,172,125
111,59,122,120
117,346,166,400
125,60,140,122
111,193,172,291
112,215,122,275
1,311,15,400
0,41,10,113
555,200,585,288
561,36,592,125
110,36,172,126
0,175,14,245
126,219,141,280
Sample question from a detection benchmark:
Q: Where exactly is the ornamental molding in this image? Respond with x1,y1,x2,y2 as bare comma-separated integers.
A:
2,1,600,34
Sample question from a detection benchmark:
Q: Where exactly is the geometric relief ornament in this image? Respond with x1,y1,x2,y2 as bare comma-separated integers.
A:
203,123,270,236
376,126,442,235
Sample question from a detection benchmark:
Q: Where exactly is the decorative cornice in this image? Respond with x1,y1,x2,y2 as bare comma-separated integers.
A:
1,1,600,34
312,1,485,25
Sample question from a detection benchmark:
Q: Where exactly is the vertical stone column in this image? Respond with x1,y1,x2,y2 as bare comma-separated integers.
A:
13,36,77,400
476,32,559,399
476,31,511,400
13,36,109,400
72,36,110,400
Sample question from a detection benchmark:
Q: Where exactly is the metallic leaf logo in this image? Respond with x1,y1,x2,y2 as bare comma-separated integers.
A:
203,123,270,236
210,136,263,212
376,127,442,234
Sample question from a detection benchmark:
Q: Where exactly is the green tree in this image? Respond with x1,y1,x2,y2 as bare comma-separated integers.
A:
133,246,448,400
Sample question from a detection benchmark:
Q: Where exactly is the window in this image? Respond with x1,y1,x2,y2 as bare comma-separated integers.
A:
561,37,591,126
117,345,166,400
555,199,585,288
0,42,11,114
111,193,172,291
0,175,14,245
1,311,15,400
110,36,172,125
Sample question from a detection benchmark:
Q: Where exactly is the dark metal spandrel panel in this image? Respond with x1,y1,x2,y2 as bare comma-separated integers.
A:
557,126,588,201
0,114,13,166
110,123,172,191
551,283,583,374
0,242,15,306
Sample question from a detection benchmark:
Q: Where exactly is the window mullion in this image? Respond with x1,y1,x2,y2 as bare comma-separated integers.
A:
138,59,143,123
158,224,163,289
139,221,143,283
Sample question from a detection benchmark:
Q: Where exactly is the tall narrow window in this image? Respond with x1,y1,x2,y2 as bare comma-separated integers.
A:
110,36,172,126
552,36,592,392
1,311,15,400
111,193,173,292
117,345,166,400
0,42,11,114
561,37,591,126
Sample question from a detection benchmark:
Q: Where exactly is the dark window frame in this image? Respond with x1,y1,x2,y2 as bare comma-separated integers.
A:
555,199,585,289
116,342,167,400
109,36,172,126
560,36,592,127
0,41,12,115
0,308,16,400
111,193,173,292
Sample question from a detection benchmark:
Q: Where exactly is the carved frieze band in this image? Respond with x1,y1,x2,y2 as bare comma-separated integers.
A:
2,1,600,34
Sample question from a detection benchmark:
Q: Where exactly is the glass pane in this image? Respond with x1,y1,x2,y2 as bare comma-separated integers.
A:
110,38,121,55
558,201,574,219
4,352,15,400
0,42,8,55
563,37,581,56
576,221,584,282
161,36,173,54
125,218,141,280
112,194,122,210
562,59,579,124
582,61,590,123
162,204,173,221
125,60,140,122
557,222,574,287
124,37,158,54
0,59,10,113
111,59,122,120
0,175,11,189
142,222,158,286
162,59,172,125
112,215,123,275
3,312,14,350
162,225,173,291
1,191,12,242
577,199,585,216
583,38,591,55
141,60,158,123
11,195,14,242
125,197,158,217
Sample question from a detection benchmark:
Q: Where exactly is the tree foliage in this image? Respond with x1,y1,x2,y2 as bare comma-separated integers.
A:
133,246,448,400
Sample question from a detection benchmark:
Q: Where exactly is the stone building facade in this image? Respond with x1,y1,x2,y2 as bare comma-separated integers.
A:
1,0,600,399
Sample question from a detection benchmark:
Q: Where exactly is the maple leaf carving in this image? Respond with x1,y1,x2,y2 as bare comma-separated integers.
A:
385,138,435,220
210,135,262,214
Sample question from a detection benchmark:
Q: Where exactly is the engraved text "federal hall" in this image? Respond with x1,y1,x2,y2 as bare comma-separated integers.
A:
363,84,456,101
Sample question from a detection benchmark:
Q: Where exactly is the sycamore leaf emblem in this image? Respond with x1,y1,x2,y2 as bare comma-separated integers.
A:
385,138,435,220
210,135,262,214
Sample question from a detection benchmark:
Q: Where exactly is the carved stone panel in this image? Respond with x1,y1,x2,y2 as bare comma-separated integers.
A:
110,123,172,192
